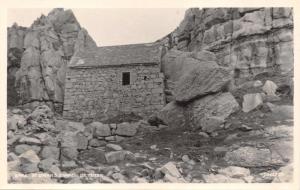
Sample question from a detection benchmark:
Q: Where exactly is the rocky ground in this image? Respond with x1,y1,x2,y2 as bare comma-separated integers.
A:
7,73,293,184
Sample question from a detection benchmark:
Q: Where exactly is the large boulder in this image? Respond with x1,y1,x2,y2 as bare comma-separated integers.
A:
158,92,239,131
189,92,240,131
174,65,232,102
161,50,219,101
157,101,187,128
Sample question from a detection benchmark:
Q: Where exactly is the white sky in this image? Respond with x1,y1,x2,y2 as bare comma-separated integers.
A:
7,8,186,46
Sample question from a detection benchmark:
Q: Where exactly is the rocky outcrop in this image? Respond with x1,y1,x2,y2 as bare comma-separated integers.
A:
7,8,97,111
159,8,293,78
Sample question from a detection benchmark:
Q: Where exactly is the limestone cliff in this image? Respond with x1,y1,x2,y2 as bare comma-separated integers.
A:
7,8,97,111
159,8,293,78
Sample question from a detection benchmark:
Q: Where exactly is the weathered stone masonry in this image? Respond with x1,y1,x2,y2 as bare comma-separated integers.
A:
63,43,166,122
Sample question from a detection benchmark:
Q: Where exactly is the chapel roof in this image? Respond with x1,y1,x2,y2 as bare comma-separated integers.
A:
69,42,162,68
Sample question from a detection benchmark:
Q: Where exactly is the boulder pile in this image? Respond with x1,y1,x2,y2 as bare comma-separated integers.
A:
157,50,240,134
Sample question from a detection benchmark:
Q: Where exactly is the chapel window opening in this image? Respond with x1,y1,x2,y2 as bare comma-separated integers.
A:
122,72,130,85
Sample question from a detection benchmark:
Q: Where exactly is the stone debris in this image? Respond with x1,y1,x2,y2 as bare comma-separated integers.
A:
8,160,20,172
254,170,278,183
105,151,131,164
40,146,60,160
218,166,250,178
262,80,278,96
38,158,58,172
61,147,78,161
160,162,181,178
61,160,77,171
19,150,40,164
198,132,210,138
242,93,263,112
99,174,116,183
7,114,26,131
89,139,106,147
132,176,148,183
29,105,54,123
182,155,190,163
18,137,42,145
115,122,138,137
66,121,85,132
272,164,293,182
91,122,111,137
19,150,40,174
164,174,187,183
60,131,78,147
253,80,263,87
266,103,293,119
202,174,245,183
150,145,158,150
8,152,19,161
14,144,41,155
224,146,287,167
106,143,123,151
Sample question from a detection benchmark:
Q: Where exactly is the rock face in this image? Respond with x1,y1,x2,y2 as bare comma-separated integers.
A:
159,8,293,78
7,8,97,111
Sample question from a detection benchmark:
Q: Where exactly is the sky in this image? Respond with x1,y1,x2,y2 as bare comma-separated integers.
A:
7,8,186,46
